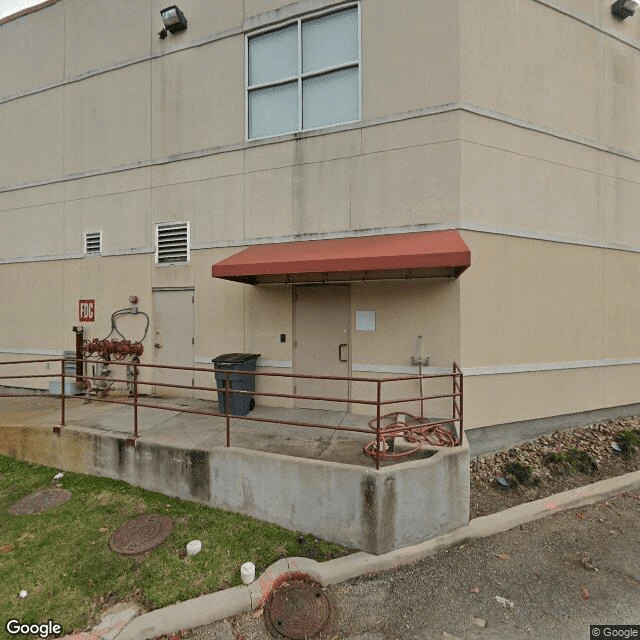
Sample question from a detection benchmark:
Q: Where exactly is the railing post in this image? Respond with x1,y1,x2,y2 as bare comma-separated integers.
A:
459,366,464,443
225,370,231,447
60,357,66,427
375,379,381,471
133,364,139,439
452,364,455,426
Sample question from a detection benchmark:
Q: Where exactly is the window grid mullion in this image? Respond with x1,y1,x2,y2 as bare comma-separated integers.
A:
246,60,360,93
298,19,303,132
358,1,362,123
247,75,300,92
245,31,248,141
300,60,359,81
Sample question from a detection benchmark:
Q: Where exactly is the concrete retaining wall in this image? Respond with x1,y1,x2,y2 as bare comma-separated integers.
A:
466,402,640,456
0,424,470,555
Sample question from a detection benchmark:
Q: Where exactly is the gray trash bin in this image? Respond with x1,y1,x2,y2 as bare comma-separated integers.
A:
213,353,261,416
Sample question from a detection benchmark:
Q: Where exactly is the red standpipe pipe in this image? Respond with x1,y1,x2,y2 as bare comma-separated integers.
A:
73,326,84,381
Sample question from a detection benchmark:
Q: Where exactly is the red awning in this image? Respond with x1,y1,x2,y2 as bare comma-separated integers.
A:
211,230,470,284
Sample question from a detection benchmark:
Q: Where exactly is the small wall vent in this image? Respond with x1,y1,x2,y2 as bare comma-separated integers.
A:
156,221,190,264
85,231,102,255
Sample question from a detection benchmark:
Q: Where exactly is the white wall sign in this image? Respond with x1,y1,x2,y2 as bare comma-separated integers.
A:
355,310,376,331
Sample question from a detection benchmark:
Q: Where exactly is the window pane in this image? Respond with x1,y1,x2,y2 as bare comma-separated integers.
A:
249,82,298,138
302,8,358,74
303,67,358,129
249,24,298,86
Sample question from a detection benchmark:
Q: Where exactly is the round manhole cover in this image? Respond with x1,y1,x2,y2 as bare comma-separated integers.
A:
264,580,334,640
10,488,72,515
109,514,173,555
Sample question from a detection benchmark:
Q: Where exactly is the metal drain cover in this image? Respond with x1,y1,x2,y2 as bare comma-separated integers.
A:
264,580,334,639
10,488,72,515
109,514,173,555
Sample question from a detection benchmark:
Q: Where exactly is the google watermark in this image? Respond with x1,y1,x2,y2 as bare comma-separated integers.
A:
591,626,640,639
6,619,61,638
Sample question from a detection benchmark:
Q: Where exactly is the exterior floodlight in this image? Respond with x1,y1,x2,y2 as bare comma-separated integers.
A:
159,5,187,38
612,0,640,18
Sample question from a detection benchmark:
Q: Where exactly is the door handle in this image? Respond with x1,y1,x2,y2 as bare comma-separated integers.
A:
338,343,348,363
154,342,162,349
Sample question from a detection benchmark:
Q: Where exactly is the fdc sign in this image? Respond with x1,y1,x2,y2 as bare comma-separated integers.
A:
78,299,95,322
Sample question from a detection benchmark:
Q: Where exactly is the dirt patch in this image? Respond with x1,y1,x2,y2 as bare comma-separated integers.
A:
471,417,640,518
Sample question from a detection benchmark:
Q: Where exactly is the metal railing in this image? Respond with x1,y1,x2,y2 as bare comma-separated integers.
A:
0,357,463,469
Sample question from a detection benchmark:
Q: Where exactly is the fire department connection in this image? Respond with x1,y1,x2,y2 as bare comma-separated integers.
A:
74,296,149,396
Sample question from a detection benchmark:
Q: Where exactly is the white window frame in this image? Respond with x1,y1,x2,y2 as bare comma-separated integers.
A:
245,2,361,141
84,230,102,256
155,220,191,266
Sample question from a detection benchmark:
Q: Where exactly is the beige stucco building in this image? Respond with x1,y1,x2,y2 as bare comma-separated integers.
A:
2,0,640,440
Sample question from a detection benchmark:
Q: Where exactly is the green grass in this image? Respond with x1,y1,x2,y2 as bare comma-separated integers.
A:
616,429,640,457
544,448,598,475
0,455,348,638
502,461,538,486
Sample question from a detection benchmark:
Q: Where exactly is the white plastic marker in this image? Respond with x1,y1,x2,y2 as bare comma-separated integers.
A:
241,562,256,584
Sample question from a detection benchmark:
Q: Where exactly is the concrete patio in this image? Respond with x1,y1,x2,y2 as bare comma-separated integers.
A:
0,393,390,466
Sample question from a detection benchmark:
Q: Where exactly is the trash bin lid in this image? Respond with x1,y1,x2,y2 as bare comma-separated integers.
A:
213,353,261,364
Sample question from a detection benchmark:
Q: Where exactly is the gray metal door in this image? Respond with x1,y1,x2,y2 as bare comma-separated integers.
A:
153,289,195,397
294,285,349,411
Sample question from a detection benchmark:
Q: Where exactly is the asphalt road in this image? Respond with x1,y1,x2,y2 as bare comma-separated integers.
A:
181,491,640,640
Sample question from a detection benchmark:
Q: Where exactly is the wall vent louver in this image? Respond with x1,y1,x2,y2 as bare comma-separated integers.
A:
156,221,190,264
85,231,102,255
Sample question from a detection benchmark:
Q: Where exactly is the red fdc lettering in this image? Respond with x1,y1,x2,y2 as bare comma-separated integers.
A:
79,299,95,322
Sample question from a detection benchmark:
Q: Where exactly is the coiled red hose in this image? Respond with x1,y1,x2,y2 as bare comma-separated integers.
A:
363,412,460,460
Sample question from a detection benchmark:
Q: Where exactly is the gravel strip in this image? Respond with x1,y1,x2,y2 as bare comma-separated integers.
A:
471,417,640,518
